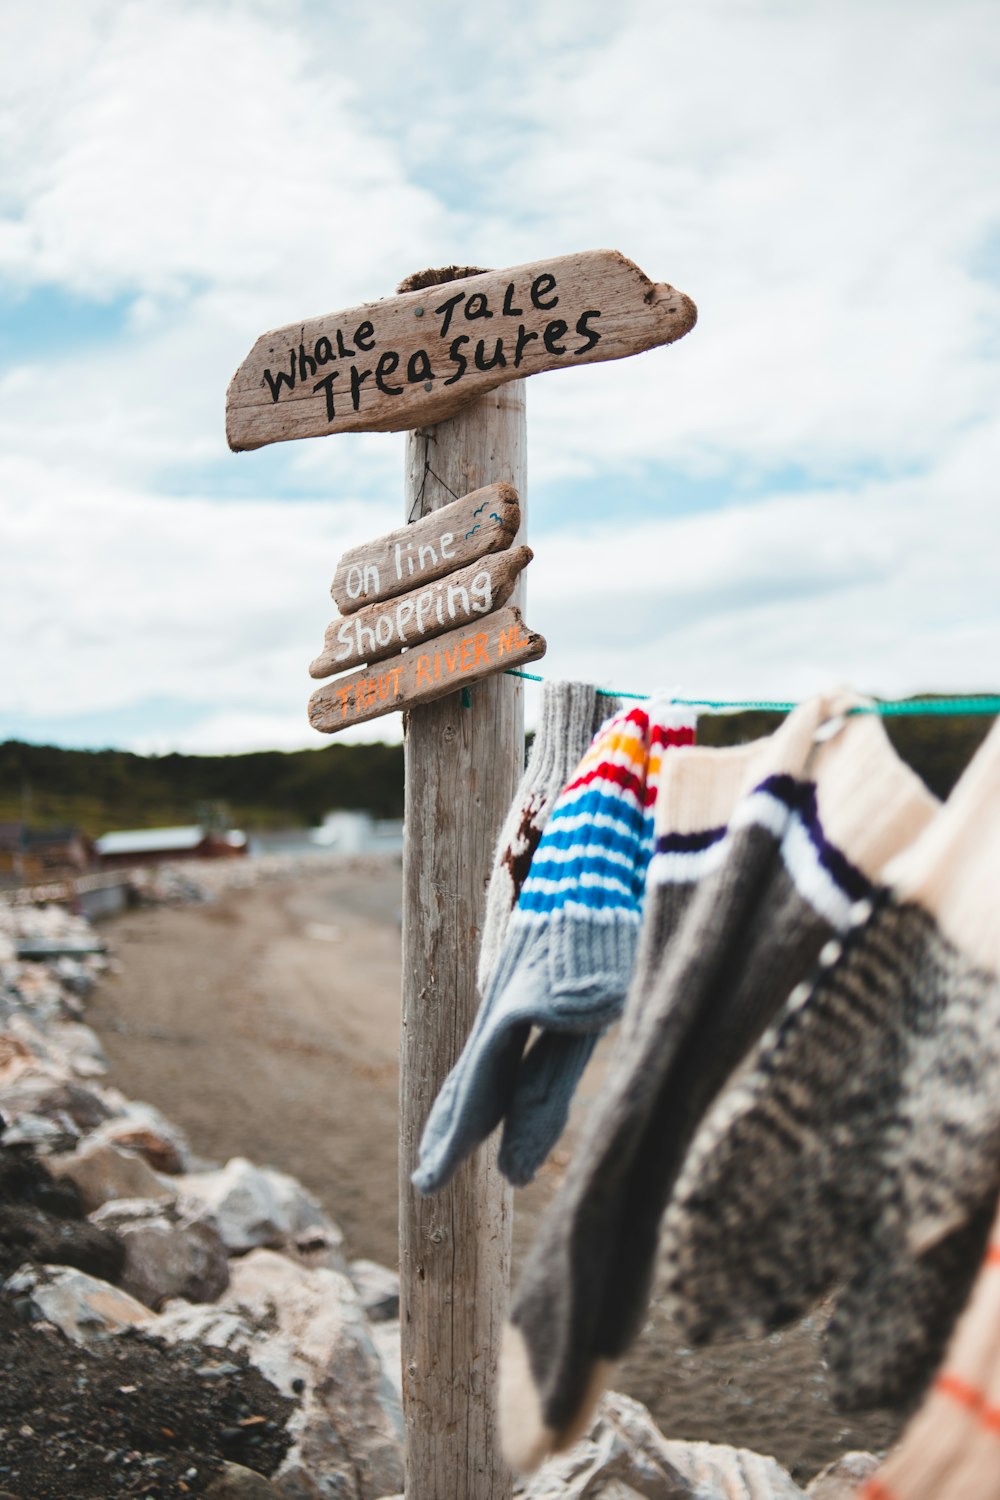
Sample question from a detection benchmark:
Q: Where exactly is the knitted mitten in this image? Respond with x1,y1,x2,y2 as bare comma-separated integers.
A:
411,702,694,1197
497,700,691,1186
500,697,938,1473
477,682,610,996
858,1208,1000,1500
660,717,1000,1413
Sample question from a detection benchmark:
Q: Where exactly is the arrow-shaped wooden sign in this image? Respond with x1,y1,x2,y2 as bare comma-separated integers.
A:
308,606,545,732
226,250,696,450
331,483,519,614
311,545,532,678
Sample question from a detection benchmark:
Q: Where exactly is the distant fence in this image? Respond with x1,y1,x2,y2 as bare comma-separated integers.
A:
0,870,133,921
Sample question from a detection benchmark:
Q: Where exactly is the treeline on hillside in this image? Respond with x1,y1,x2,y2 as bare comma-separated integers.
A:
0,740,405,836
1,702,992,839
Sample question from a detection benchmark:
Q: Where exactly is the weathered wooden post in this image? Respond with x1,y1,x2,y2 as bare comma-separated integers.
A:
226,252,696,1500
398,267,527,1499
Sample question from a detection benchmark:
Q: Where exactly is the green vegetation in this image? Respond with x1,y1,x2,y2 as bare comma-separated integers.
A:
1,702,993,839
0,740,405,836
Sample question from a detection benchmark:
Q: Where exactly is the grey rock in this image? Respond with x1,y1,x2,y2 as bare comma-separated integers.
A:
176,1157,332,1253
91,1195,230,1307
348,1259,399,1322
522,1392,807,1500
806,1452,881,1498
281,1224,348,1276
0,1075,113,1133
203,1462,283,1498
5,1263,153,1343
85,1101,192,1174
49,1139,175,1212
150,1249,403,1500
0,1113,79,1153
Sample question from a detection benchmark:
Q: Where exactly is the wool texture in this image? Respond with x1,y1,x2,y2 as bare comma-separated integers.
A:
477,682,617,995
500,697,939,1472
497,698,688,1185
412,700,695,1197
857,1215,1000,1500
660,717,1000,1413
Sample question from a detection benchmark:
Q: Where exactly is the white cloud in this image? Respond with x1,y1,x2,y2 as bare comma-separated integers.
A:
1,0,999,753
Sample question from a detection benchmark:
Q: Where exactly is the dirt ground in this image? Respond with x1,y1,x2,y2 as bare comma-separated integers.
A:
88,859,906,1484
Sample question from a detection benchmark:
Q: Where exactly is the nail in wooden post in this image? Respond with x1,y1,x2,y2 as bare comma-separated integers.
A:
399,274,525,1500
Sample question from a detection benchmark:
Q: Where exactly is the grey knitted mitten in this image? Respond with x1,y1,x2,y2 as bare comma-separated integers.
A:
413,703,694,1196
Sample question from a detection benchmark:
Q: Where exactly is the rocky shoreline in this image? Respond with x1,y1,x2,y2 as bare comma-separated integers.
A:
0,874,880,1499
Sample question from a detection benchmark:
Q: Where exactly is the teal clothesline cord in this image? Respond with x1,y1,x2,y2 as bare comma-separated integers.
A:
504,670,1000,717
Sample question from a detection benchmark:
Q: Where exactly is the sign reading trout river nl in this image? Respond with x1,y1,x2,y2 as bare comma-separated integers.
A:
225,250,697,449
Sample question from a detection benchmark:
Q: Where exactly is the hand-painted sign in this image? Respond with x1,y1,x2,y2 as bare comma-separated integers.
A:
331,483,519,615
227,251,696,450
311,545,532,678
308,606,546,732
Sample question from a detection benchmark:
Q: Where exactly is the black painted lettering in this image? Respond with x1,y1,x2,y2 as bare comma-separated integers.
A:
574,309,602,354
502,282,524,318
355,321,376,352
263,354,296,403
444,335,469,386
433,290,466,338
407,348,433,383
350,365,372,411
336,329,356,359
375,351,403,395
474,337,506,372
298,342,317,379
314,336,334,365
513,324,539,368
313,371,340,421
464,292,493,320
542,319,568,355
530,272,558,310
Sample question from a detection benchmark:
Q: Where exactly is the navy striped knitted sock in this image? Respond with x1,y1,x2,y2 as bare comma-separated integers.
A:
660,719,1000,1412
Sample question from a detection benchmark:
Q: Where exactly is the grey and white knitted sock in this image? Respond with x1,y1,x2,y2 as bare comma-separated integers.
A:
500,697,938,1472
412,702,695,1197
477,682,611,995
660,716,1000,1413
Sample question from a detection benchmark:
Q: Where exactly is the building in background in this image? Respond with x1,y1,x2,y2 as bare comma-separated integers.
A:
95,826,247,869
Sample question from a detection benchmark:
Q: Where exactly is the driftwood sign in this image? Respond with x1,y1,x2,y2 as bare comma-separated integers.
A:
308,606,545,732
331,483,519,614
226,251,697,450
311,545,532,678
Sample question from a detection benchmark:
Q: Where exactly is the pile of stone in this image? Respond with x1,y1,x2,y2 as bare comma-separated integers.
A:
0,900,875,1499
129,850,400,907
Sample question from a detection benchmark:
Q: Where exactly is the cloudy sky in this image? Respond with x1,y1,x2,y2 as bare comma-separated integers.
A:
3,0,999,753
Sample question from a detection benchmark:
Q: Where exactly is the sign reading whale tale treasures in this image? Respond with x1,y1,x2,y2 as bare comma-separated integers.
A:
308,606,545,732
226,251,697,450
331,483,519,614
311,545,532,678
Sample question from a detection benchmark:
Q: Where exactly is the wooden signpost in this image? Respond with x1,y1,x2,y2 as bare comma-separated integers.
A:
226,252,696,1500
